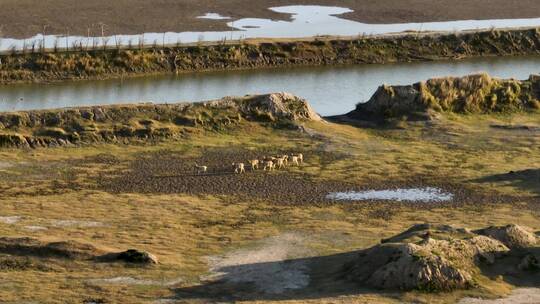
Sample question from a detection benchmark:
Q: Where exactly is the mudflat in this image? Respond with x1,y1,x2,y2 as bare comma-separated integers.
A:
1,0,540,39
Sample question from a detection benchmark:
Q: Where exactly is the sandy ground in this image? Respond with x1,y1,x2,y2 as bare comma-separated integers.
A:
205,233,312,294
87,276,183,286
459,288,540,304
0,216,22,224
1,0,540,39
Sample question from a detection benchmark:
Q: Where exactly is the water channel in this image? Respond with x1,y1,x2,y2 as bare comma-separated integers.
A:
1,55,539,116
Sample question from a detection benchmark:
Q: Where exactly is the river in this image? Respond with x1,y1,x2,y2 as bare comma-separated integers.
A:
1,55,539,116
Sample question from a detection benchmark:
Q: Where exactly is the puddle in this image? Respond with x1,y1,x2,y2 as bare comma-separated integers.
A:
3,5,540,52
205,233,311,294
0,216,22,225
24,225,48,231
327,187,454,202
87,276,183,286
459,288,540,304
51,219,104,228
197,13,231,20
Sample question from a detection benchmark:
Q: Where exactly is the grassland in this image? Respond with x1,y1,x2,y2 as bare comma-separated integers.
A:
0,109,538,303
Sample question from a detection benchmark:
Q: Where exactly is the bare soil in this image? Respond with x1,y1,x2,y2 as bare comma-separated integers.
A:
97,148,531,207
1,0,540,39
459,288,540,304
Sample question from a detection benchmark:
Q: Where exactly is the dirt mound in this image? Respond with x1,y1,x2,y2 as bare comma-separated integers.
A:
352,73,540,120
106,249,159,265
345,224,510,291
474,224,538,249
0,237,158,265
0,237,104,260
367,243,473,291
381,223,471,243
240,92,322,122
0,93,319,148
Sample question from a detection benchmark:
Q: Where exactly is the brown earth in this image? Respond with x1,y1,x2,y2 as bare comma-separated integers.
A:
97,148,532,207
1,0,540,39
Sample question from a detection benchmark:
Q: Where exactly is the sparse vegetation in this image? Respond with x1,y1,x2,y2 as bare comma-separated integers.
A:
0,89,539,302
349,73,540,122
2,27,540,84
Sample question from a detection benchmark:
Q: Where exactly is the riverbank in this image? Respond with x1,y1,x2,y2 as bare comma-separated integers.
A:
2,27,540,84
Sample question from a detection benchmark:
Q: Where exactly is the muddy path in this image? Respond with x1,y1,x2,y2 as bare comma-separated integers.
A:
2,0,540,39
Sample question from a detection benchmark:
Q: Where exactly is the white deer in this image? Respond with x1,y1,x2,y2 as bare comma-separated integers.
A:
194,163,208,175
232,162,245,174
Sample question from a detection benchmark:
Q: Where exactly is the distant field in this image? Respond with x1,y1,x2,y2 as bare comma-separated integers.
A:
1,0,540,38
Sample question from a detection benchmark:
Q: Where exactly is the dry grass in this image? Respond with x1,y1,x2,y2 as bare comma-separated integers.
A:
2,27,540,84
0,113,539,303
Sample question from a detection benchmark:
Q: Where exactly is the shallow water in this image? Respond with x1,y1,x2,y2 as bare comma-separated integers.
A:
2,5,540,52
1,56,539,115
327,188,454,202
197,13,231,20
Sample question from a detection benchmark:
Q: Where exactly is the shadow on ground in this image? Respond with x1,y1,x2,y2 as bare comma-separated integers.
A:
173,249,540,302
476,169,540,196
173,250,388,302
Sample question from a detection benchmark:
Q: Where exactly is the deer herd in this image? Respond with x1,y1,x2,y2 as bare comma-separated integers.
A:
194,153,304,175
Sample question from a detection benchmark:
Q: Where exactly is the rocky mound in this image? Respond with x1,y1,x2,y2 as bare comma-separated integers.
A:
99,249,159,265
344,223,540,291
380,223,471,243
474,224,538,249
351,73,540,120
0,237,157,265
0,92,320,148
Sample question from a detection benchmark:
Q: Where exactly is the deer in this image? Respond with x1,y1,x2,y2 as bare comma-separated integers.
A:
263,160,275,171
194,163,208,175
232,162,245,174
274,157,285,169
291,153,303,164
248,159,259,171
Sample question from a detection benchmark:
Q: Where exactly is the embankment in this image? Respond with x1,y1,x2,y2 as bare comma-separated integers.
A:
2,27,540,84
0,93,320,148
347,73,540,121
